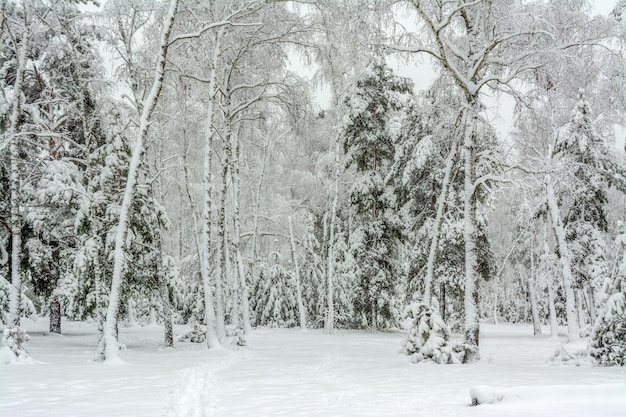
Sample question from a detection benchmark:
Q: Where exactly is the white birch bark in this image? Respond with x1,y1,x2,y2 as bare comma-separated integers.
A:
547,280,559,338
546,178,580,342
5,22,30,328
529,250,541,335
231,129,251,335
100,0,179,361
462,104,480,363
200,28,224,350
324,139,340,334
543,215,559,338
214,115,230,341
289,216,307,329
576,290,586,328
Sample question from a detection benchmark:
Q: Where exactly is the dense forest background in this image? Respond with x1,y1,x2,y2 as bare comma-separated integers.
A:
1,0,625,364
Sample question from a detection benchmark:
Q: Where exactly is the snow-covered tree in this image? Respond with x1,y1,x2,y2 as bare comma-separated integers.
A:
93,0,179,362
251,252,297,328
401,298,462,364
590,222,626,366
343,60,409,330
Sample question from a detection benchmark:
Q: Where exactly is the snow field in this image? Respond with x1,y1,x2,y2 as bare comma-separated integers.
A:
1,319,625,417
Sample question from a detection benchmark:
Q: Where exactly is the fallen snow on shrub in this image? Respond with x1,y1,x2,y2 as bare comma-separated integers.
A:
470,385,506,405
1,327,35,365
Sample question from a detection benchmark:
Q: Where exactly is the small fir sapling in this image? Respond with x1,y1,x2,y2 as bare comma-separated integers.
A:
401,297,462,364
1,327,34,364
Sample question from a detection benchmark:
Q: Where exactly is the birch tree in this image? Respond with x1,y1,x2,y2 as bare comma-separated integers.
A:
97,0,179,362
0,0,36,327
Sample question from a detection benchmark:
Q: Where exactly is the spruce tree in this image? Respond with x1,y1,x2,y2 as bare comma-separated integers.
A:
342,59,410,330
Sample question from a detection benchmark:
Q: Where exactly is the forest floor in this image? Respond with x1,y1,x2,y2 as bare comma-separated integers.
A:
1,319,625,417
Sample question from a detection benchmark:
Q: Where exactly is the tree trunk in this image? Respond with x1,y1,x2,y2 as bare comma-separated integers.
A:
49,300,61,334
127,298,136,326
6,18,30,328
99,0,179,362
587,286,596,325
289,216,307,329
423,136,459,304
231,125,251,335
542,214,559,338
157,241,174,348
439,283,446,321
199,26,226,350
94,257,106,346
576,290,585,329
214,119,230,340
462,105,480,363
546,178,580,342
324,139,340,334
547,280,559,338
529,250,541,335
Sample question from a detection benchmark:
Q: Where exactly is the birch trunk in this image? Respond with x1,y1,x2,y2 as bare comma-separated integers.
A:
200,28,224,349
99,0,179,362
587,286,596,324
547,280,559,338
251,141,274,275
462,105,480,363
324,139,340,334
289,216,307,329
576,290,585,328
423,135,459,304
214,115,231,340
6,21,30,328
231,129,251,335
529,250,541,335
156,231,174,347
542,214,559,337
546,178,580,342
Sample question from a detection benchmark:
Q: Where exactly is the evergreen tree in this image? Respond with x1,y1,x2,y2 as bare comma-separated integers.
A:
343,60,410,330
251,252,298,328
555,89,626,327
401,298,462,364
590,221,626,366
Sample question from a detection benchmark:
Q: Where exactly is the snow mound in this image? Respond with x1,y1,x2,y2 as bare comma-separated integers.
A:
470,385,505,405
1,327,36,365
163,353,241,417
548,341,595,366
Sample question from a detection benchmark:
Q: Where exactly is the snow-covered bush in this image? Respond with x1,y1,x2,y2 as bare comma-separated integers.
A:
401,298,461,364
1,327,34,365
548,341,594,366
178,322,206,343
589,292,625,366
590,222,626,366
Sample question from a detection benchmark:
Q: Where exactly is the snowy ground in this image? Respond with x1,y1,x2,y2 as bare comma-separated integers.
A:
1,319,625,417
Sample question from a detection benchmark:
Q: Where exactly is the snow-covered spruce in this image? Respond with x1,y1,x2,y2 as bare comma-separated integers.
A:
1,327,34,365
401,298,461,364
